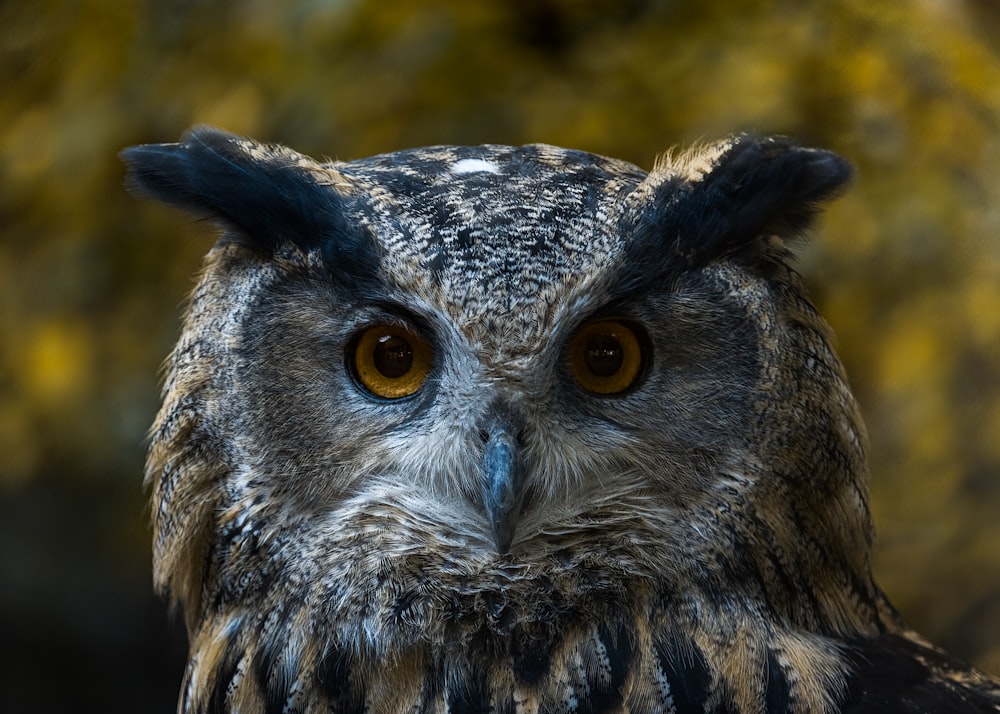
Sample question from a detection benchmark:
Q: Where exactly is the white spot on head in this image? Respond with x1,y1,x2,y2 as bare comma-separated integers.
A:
451,158,501,175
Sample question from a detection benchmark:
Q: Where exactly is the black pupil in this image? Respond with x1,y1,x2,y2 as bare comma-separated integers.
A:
584,333,624,377
373,334,414,378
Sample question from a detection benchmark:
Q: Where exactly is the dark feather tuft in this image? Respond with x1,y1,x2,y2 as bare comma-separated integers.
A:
620,135,852,294
671,134,852,265
120,126,380,281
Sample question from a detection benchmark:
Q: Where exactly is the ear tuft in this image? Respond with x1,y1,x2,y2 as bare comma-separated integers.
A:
121,127,342,254
639,135,852,269
121,126,380,281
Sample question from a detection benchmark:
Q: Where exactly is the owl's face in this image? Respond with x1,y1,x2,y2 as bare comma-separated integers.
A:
231,143,771,561
126,128,873,661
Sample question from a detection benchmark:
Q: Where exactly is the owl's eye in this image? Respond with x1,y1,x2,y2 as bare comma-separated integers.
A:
568,319,645,395
349,324,432,399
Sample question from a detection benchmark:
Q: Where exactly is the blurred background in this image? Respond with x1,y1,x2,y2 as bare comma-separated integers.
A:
2,0,999,710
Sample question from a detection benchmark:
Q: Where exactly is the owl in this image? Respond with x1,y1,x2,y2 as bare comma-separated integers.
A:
123,127,1000,713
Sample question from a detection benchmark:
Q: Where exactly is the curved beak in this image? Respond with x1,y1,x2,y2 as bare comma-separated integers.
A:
482,421,525,554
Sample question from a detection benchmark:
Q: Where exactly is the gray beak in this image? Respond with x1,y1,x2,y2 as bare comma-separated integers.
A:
482,421,525,554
